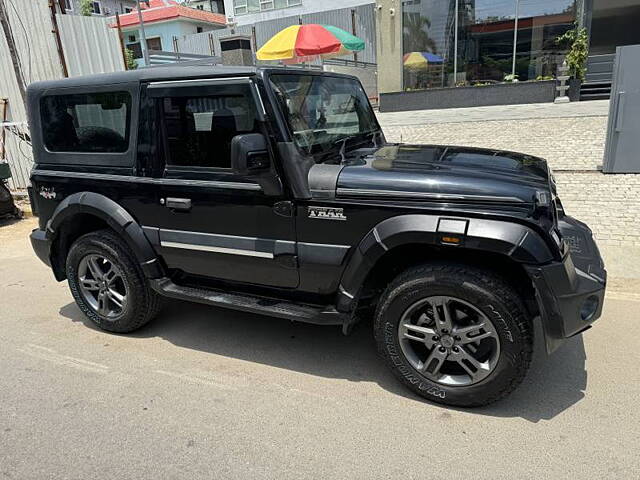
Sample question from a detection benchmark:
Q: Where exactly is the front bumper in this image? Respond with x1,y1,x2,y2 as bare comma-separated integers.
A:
527,215,607,354
30,228,52,267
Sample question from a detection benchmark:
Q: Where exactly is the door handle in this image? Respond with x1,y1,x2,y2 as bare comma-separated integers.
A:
615,91,625,133
163,197,192,211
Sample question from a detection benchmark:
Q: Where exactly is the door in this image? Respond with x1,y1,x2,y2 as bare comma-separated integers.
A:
144,78,298,288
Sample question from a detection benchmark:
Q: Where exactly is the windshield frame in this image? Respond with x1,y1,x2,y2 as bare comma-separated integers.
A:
262,70,382,157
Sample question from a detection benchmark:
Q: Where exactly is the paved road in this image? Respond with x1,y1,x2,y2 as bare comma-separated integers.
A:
1,218,639,479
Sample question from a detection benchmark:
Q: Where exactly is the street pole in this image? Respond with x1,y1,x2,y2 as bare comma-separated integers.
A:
511,0,520,79
453,0,458,86
136,0,150,67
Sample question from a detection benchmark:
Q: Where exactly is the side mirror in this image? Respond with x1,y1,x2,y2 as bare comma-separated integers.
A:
230,133,270,176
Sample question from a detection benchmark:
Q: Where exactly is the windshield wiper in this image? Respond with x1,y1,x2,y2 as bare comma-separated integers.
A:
332,131,381,162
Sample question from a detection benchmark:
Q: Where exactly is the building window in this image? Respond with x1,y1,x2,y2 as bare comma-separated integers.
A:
197,26,204,33
197,5,204,9
401,0,577,91
287,0,301,6
124,7,133,13
234,0,248,15
128,37,162,59
260,0,274,11
161,91,259,169
146,37,162,52
90,1,102,14
128,35,136,42
40,92,132,153
60,0,73,12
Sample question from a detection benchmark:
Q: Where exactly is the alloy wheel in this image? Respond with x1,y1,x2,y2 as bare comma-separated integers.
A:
77,254,128,319
398,295,501,386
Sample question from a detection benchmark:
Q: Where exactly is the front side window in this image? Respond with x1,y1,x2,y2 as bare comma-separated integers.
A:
268,74,379,155
161,91,259,169
41,92,131,153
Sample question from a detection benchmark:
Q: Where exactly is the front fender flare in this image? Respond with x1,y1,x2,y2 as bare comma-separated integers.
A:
336,214,554,312
46,192,163,279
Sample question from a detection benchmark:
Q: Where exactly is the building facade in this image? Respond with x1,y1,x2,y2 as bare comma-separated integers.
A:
377,0,640,94
224,0,373,25
113,0,226,62
183,0,226,14
61,0,138,16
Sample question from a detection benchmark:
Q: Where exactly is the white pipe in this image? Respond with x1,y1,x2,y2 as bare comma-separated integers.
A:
453,0,458,86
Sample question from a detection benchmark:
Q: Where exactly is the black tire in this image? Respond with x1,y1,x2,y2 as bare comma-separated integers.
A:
66,229,162,333
374,262,533,407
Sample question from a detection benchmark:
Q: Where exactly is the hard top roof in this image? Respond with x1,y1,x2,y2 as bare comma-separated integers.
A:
28,65,260,91
27,65,358,93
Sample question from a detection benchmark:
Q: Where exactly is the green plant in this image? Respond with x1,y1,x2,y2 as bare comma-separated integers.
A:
536,75,554,81
556,24,589,81
124,48,138,70
503,74,519,83
79,0,93,16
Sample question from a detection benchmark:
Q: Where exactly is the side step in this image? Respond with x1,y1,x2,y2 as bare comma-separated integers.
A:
150,278,348,326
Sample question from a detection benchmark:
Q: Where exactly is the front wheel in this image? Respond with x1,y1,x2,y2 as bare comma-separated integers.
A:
374,263,533,407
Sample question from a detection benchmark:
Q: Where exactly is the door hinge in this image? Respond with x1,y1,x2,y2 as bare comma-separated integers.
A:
274,201,294,217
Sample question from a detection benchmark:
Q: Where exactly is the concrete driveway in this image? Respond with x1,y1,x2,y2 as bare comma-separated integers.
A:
1,217,638,479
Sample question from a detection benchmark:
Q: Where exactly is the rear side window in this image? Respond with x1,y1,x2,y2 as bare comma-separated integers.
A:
161,91,259,170
40,92,132,153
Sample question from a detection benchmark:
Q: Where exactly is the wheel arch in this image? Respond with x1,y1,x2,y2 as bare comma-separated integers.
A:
46,192,163,281
337,214,552,315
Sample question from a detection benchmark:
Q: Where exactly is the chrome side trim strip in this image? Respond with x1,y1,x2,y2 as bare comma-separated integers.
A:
372,227,388,251
339,285,354,299
31,170,262,191
336,187,526,204
160,241,274,259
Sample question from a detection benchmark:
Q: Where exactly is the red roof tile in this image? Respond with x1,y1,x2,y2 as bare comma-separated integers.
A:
112,0,226,28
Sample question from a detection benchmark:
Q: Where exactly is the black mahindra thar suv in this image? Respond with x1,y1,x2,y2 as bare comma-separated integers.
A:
27,67,606,406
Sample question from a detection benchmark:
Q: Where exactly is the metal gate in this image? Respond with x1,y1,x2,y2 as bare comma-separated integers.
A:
604,44,640,173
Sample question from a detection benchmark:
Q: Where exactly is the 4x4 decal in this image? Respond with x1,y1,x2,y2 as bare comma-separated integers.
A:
308,206,347,221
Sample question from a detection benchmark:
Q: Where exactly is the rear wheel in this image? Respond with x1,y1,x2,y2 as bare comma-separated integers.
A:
66,229,162,333
374,263,533,407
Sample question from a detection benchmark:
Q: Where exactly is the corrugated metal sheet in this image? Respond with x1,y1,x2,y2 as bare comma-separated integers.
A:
177,25,254,57
58,14,124,77
1,2,126,189
0,0,64,189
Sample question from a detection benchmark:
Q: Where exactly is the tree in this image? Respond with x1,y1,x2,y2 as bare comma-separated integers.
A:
124,48,138,70
403,13,437,54
79,0,93,16
556,24,589,81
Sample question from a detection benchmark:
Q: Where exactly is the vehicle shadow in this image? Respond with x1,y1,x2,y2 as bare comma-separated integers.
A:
60,299,587,423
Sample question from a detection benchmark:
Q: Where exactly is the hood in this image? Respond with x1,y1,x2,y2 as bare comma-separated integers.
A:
334,144,550,205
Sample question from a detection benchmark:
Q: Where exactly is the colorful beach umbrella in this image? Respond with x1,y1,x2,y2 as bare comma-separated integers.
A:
257,24,365,63
403,52,444,69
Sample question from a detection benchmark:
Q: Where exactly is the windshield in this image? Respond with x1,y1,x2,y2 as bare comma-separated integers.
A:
268,74,379,155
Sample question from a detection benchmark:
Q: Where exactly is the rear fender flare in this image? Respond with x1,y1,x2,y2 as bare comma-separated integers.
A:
46,192,163,279
336,214,554,311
